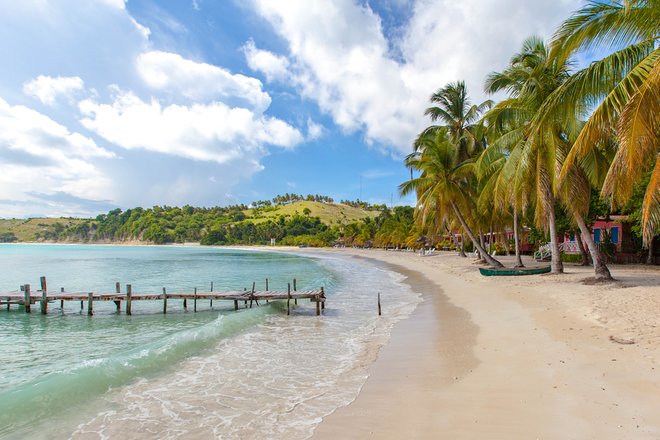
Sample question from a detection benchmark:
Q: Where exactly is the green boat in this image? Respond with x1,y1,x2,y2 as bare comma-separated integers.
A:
479,265,551,276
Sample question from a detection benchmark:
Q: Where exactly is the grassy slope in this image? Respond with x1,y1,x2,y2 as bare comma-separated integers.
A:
0,218,88,242
246,201,379,224
0,202,378,242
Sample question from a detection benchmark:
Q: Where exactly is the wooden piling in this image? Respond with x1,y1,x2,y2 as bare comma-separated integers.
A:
183,298,187,310
40,276,48,315
88,292,94,316
265,278,268,291
60,287,64,310
321,286,325,310
293,278,297,305
234,299,238,311
210,282,213,307
24,284,31,313
159,287,166,314
114,282,121,310
316,297,320,316
378,292,381,316
194,287,197,312
126,284,132,315
287,283,291,316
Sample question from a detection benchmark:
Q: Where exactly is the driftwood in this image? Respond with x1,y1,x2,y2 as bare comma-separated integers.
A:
609,335,635,345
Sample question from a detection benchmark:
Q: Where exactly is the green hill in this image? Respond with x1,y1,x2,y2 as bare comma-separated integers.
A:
0,202,380,243
245,201,379,225
0,218,87,242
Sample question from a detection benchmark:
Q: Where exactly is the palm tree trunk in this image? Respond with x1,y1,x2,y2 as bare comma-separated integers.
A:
455,232,467,257
488,224,493,254
451,201,503,267
513,209,524,268
575,213,612,280
574,229,590,266
547,207,564,274
647,239,655,265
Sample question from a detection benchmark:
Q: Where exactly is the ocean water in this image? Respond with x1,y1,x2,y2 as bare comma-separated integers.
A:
0,244,421,439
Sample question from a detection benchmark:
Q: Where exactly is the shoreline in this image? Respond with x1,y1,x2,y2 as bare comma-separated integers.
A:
306,248,660,439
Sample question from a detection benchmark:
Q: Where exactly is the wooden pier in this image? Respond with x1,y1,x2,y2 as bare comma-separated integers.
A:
0,277,326,316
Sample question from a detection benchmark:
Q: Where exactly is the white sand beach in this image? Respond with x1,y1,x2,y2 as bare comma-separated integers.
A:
310,248,660,439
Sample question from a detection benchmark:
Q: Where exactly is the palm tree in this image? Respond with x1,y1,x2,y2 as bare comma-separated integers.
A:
484,37,570,274
551,0,660,246
421,81,493,162
400,129,503,267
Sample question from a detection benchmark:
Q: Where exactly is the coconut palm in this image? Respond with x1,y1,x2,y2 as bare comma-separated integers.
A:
550,0,660,245
484,36,570,274
400,129,503,267
421,81,493,162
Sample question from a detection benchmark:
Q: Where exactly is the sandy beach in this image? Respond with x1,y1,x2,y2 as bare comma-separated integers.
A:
306,248,660,439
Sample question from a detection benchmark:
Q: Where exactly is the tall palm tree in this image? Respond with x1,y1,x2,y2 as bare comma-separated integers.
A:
421,81,493,162
551,0,660,246
400,129,504,267
484,37,570,274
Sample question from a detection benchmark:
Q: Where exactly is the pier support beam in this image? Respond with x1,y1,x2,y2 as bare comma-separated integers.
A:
162,287,167,314
293,278,297,305
23,284,31,313
287,283,291,316
126,284,132,315
194,287,197,312
88,292,94,316
234,300,238,311
60,287,64,310
114,282,121,311
378,292,381,316
40,276,48,315
321,287,325,311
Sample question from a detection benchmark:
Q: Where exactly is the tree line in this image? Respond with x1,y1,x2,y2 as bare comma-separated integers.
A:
399,1,659,276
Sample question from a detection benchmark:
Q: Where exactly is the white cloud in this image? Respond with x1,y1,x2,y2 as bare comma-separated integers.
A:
100,0,126,10
137,50,272,111
79,91,303,163
242,40,291,83
0,97,114,215
249,0,576,154
306,118,325,140
23,75,85,106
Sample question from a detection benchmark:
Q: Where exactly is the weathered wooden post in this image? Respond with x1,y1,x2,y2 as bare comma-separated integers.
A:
265,278,268,291
321,286,325,310
234,299,239,311
162,287,167,314
250,282,258,307
126,284,132,316
293,278,297,305
114,282,121,311
315,296,320,316
210,282,213,308
194,287,197,312
60,287,64,310
378,292,381,316
287,282,291,316
23,284,31,313
40,276,48,315
87,292,94,316
183,297,187,310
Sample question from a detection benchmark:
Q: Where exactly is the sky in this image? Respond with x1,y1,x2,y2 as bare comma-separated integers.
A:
0,0,584,218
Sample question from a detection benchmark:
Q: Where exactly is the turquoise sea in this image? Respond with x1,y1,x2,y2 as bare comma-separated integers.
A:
0,244,420,439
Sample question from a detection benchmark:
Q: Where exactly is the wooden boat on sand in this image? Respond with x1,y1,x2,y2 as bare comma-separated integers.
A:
479,265,551,276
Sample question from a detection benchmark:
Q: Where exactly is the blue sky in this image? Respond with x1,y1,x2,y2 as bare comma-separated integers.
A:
0,0,583,217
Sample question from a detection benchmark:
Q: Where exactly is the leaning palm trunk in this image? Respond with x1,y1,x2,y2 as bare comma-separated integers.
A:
574,213,613,280
513,210,524,268
451,201,503,267
547,208,564,274
648,240,655,265
574,229,590,266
